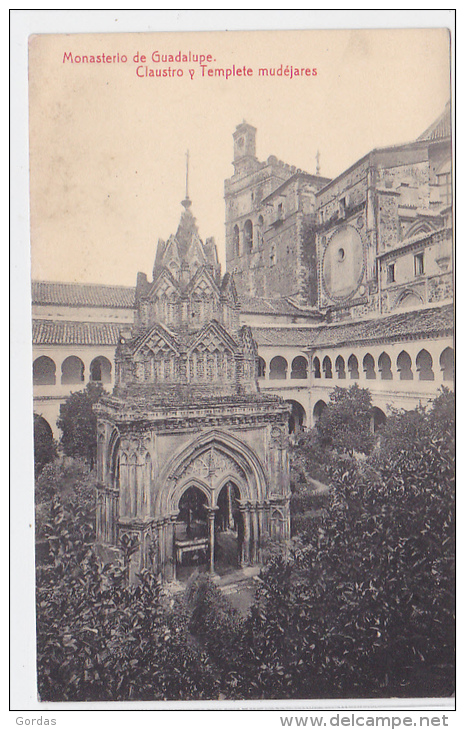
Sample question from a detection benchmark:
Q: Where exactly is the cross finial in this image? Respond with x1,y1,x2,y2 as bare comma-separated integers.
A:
182,150,192,209
316,149,321,176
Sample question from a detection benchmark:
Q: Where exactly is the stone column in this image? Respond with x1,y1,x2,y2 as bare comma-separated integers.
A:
239,503,251,565
96,489,103,542
156,520,164,577
206,508,218,574
227,483,234,529
257,503,266,561
168,515,177,581
250,504,260,564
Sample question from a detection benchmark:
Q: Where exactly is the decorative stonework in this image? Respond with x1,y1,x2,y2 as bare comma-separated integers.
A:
96,198,291,581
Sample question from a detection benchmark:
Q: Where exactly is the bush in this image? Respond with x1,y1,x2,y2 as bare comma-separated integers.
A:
290,428,331,488
316,384,375,456
35,458,97,549
34,414,57,476
36,497,218,701
184,574,245,693
57,383,105,468
232,390,455,699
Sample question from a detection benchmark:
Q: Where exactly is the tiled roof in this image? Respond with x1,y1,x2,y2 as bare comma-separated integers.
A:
253,304,453,349
417,103,452,142
32,320,122,346
253,327,317,347
240,294,320,318
32,281,135,308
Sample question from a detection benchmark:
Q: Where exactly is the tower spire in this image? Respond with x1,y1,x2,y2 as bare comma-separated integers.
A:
315,149,321,176
182,149,192,209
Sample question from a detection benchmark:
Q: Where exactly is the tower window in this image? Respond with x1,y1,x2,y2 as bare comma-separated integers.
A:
339,197,348,218
414,252,425,276
387,263,395,283
277,202,284,220
244,220,253,252
233,225,240,257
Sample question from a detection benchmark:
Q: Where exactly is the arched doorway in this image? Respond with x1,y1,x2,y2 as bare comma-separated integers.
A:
371,407,386,433
313,399,327,424
215,482,244,571
175,486,209,576
285,400,306,434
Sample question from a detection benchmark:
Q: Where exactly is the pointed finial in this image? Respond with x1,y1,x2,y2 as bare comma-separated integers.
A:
316,149,321,176
182,149,192,209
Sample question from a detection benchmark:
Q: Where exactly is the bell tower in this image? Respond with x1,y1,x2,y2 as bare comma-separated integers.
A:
233,121,257,175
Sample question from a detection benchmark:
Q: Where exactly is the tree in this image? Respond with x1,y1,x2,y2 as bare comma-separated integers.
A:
229,389,455,699
33,414,57,476
316,384,375,456
36,496,218,701
57,382,104,468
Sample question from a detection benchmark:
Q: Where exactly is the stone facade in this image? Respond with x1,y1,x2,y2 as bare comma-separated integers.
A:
225,122,330,304
316,119,453,322
94,199,291,581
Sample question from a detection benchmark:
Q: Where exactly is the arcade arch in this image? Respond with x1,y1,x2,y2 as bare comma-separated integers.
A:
313,399,327,423
61,356,85,385
269,356,288,380
90,356,112,384
416,349,434,381
290,356,308,380
348,354,359,380
397,351,413,380
33,356,56,385
440,347,454,382
285,399,307,434
335,355,346,379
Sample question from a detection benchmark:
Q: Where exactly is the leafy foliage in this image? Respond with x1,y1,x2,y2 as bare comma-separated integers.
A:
184,575,245,692
227,390,455,699
33,414,57,476
316,384,375,456
57,382,105,468
36,497,217,701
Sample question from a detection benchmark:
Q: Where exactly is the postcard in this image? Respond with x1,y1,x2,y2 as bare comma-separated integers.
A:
14,15,456,715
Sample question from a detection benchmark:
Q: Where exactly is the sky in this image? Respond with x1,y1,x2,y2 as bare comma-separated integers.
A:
28,26,451,287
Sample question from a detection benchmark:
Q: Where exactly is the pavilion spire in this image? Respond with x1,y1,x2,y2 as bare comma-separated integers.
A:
182,149,192,209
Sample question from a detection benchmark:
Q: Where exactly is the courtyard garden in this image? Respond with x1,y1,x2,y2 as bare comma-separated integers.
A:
34,385,455,701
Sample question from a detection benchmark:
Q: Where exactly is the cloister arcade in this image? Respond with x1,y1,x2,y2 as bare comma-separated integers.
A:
33,353,113,388
33,346,115,437
256,339,453,430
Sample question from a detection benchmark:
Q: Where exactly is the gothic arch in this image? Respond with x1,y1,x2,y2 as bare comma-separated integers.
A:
404,220,436,240
107,426,121,487
395,289,424,310
157,429,268,515
175,478,212,510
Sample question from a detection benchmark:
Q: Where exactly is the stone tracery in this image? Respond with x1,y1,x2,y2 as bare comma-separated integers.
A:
96,197,291,581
